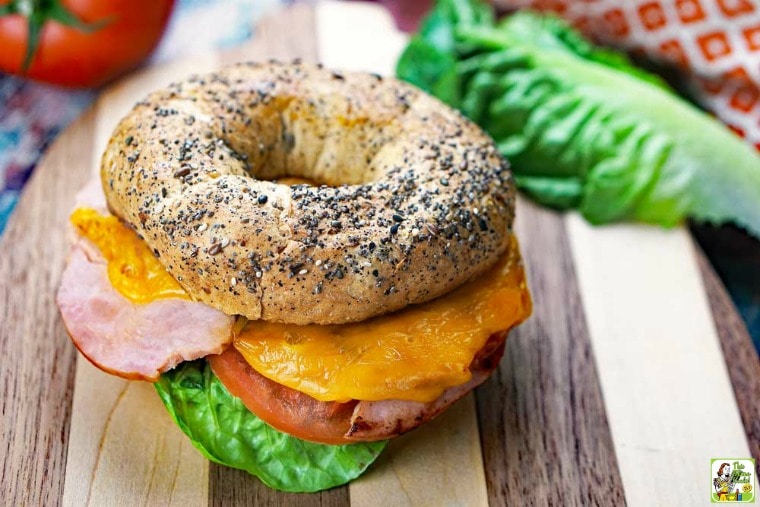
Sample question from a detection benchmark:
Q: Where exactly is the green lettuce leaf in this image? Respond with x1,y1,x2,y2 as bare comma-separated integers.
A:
397,0,760,237
155,360,386,493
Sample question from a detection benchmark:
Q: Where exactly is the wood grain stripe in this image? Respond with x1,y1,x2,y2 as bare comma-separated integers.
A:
211,5,351,505
476,197,627,505
209,467,349,507
566,215,752,506
0,108,93,506
62,56,219,507
695,244,760,461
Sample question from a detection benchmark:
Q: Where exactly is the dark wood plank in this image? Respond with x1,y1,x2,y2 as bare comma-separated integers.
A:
476,199,627,506
210,4,350,505
209,466,350,507
695,243,760,461
0,109,95,505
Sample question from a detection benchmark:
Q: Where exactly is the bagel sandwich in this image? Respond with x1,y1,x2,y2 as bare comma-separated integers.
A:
57,61,532,492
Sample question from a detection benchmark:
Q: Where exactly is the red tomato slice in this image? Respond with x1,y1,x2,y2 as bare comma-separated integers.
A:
209,347,358,445
208,331,509,445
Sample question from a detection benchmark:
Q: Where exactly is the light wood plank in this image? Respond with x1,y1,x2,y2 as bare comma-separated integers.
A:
566,215,752,506
314,2,489,505
220,2,319,66
61,55,218,507
350,395,488,507
476,197,626,505
316,0,408,76
62,362,208,507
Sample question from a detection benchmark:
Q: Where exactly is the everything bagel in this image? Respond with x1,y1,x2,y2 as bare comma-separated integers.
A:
101,61,515,324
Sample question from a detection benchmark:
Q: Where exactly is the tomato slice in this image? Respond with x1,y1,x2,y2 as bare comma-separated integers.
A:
209,347,358,445
209,331,509,445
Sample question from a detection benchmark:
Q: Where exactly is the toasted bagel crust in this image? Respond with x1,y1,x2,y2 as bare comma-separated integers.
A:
102,61,515,324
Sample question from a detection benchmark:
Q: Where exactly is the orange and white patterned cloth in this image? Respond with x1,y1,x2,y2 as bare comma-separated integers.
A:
494,0,760,151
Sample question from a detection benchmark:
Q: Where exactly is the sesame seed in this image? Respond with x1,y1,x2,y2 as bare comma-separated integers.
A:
197,223,208,232
257,194,268,204
298,269,308,275
230,277,237,287
315,259,322,266
255,271,262,278
390,223,399,235
220,237,230,248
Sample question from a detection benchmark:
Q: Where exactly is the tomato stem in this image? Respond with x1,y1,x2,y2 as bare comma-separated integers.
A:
0,0,113,73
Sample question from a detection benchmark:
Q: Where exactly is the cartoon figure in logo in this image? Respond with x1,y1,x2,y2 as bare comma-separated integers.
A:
714,462,735,501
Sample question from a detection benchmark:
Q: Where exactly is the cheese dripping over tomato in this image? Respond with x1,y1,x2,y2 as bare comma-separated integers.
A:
234,235,531,403
70,208,189,303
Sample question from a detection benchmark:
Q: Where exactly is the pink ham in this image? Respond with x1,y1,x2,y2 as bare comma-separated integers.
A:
56,240,234,381
345,341,505,441
74,177,108,212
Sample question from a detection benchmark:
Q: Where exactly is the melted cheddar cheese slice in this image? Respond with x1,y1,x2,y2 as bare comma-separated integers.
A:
234,235,532,403
71,208,189,303
71,207,532,403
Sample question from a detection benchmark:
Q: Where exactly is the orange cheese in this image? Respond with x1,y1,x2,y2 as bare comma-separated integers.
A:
70,208,189,303
234,235,532,403
71,206,532,403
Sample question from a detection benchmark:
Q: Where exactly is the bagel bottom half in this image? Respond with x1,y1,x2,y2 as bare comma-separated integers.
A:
151,233,530,492
155,323,520,492
61,191,531,493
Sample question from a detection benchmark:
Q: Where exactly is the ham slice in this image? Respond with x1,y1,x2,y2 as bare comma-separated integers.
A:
345,340,505,441
57,241,234,381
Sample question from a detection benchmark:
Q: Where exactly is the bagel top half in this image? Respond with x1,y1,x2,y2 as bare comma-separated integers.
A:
101,61,515,325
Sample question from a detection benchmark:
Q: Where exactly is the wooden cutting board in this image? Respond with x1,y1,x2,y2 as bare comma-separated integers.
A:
1,2,759,505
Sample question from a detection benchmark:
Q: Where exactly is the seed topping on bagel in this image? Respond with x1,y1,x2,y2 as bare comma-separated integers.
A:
102,61,515,324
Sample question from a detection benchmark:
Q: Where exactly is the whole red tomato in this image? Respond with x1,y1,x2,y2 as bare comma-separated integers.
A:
0,0,175,88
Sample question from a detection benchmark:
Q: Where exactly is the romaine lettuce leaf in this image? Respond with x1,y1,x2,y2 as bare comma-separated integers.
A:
397,0,760,237
155,360,386,493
